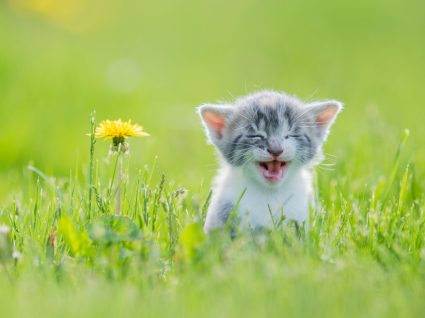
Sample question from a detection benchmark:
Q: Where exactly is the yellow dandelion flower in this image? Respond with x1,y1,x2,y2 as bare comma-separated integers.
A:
95,119,149,139
94,119,149,154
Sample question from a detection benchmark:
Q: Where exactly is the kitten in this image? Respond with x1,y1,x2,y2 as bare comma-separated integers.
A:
198,90,342,233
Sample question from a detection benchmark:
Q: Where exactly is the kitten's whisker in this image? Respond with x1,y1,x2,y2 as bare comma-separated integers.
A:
292,107,313,122
299,121,318,124
320,153,336,159
237,112,253,121
234,121,253,133
297,123,320,128
315,165,335,172
226,90,236,100
241,155,255,167
306,88,319,101
227,149,250,163
299,120,319,124
318,162,336,167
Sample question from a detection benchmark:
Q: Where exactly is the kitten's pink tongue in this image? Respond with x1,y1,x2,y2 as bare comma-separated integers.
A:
262,161,284,182
266,161,281,173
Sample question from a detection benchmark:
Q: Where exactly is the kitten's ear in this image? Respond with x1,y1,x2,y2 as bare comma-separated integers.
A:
306,100,343,141
197,104,234,141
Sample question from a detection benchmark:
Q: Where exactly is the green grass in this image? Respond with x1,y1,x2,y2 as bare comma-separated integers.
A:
1,0,425,317
1,133,424,318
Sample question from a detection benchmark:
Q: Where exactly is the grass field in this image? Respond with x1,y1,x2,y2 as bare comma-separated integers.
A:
1,0,425,317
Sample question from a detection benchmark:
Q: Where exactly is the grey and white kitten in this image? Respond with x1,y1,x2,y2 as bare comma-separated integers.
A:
198,90,342,232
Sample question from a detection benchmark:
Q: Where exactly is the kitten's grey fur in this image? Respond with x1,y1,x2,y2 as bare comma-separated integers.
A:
198,90,342,232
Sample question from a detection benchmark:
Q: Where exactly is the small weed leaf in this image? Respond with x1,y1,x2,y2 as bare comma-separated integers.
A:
87,215,141,245
58,215,93,258
177,222,206,262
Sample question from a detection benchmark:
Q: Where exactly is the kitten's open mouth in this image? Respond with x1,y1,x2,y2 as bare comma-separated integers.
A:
256,160,289,183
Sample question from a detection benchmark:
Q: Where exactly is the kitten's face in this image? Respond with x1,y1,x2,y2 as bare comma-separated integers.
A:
199,91,342,187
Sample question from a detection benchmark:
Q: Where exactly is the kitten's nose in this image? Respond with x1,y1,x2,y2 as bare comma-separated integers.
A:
267,147,283,157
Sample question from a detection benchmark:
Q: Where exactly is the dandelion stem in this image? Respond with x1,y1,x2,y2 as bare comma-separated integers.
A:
88,111,96,220
116,153,123,215
107,150,120,201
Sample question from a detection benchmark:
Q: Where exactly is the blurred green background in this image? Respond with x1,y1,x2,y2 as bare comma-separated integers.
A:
1,0,424,197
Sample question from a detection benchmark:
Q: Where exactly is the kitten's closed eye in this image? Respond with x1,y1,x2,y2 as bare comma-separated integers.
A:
246,134,265,140
286,134,301,138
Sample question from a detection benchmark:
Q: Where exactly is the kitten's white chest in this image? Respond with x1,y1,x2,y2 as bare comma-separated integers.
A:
207,166,313,231
237,189,289,228
237,178,311,228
